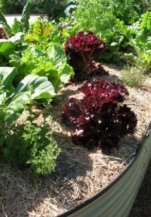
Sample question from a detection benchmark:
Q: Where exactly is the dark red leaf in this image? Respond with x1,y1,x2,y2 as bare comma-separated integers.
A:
62,80,137,150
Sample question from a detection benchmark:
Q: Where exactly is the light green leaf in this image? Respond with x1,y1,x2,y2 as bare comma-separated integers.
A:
59,63,74,83
48,43,65,64
9,32,23,43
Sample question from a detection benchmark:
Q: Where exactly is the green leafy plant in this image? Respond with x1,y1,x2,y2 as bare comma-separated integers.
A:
24,19,53,48
0,67,60,175
62,0,150,62
0,0,32,35
3,114,61,175
0,13,12,35
20,0,32,32
117,11,151,72
0,67,55,125
0,32,23,59
10,42,74,90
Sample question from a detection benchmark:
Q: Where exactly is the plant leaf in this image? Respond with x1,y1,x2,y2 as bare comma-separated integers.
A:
0,67,16,88
14,75,55,100
9,32,23,43
0,40,15,56
7,75,55,122
60,63,74,83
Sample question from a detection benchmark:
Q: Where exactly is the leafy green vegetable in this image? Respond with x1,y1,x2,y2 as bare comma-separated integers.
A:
0,32,23,61
11,42,74,91
24,19,53,45
0,67,16,89
117,11,151,72
14,75,55,100
0,40,15,56
0,67,55,122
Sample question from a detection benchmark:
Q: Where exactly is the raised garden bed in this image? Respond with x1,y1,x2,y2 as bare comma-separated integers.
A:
0,1,151,217
0,65,151,217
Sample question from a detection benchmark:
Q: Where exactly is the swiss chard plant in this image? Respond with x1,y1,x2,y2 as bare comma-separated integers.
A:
10,42,74,90
62,79,137,150
65,31,108,81
24,19,54,48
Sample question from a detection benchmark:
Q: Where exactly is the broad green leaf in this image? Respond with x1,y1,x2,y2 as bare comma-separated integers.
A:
14,75,55,100
0,40,15,56
0,67,16,88
6,75,55,122
48,43,65,64
7,91,31,122
0,33,23,56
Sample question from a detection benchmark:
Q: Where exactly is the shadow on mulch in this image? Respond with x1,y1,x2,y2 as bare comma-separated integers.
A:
129,161,151,217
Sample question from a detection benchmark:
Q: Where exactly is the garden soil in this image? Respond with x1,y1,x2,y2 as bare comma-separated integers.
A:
0,64,151,217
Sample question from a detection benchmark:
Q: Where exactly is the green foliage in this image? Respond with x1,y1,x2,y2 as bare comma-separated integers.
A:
20,0,32,32
0,67,59,175
0,32,23,58
11,18,22,35
0,0,32,35
0,0,68,19
24,19,53,46
25,119,61,175
141,11,151,30
117,11,151,72
33,0,67,20
0,13,11,35
0,67,55,123
0,0,26,14
10,20,73,91
63,0,150,62
122,66,145,88
10,39,74,91
3,115,61,175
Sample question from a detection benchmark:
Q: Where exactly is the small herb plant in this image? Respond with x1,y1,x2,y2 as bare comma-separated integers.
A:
65,31,108,81
4,114,61,175
62,79,137,149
